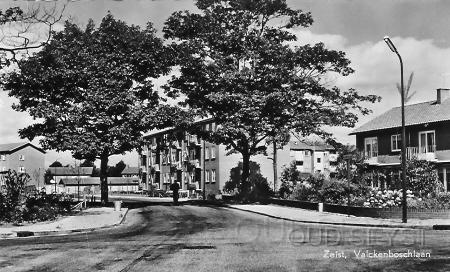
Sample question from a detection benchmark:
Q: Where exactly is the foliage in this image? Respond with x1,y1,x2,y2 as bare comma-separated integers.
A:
22,192,71,222
363,189,415,208
406,158,441,197
80,159,95,167
0,170,71,224
1,170,29,212
279,161,302,198
3,14,175,204
164,0,379,199
224,161,273,201
107,160,127,177
281,164,372,205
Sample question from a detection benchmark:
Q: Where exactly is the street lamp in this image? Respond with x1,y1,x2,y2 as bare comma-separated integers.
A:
384,36,407,223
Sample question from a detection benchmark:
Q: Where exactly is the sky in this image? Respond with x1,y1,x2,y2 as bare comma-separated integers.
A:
2,0,450,167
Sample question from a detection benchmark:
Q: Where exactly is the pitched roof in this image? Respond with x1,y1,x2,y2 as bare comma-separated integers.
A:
121,167,140,175
60,177,139,186
143,117,214,138
48,167,94,176
289,141,334,151
0,142,46,154
350,98,450,134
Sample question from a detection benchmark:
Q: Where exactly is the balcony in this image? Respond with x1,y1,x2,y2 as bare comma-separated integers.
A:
406,145,436,161
190,159,201,168
151,164,160,172
363,150,378,164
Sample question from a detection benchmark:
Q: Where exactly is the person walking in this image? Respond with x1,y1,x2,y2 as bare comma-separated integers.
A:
170,181,180,205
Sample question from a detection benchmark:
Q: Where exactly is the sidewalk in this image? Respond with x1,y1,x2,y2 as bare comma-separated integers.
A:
0,207,128,239
228,204,450,229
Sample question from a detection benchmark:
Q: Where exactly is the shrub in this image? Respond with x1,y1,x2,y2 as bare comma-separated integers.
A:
407,158,442,197
363,189,416,208
224,161,273,201
0,171,72,223
320,179,348,204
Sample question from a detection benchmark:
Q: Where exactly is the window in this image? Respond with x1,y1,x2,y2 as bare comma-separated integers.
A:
205,170,210,183
171,150,177,162
211,169,216,183
295,161,304,166
0,155,5,161
205,147,210,160
391,134,401,151
317,158,321,163
18,166,25,173
419,130,435,153
364,137,378,158
304,150,310,156
211,146,216,159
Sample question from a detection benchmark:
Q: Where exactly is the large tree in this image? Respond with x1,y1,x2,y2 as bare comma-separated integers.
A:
163,0,379,198
3,14,174,204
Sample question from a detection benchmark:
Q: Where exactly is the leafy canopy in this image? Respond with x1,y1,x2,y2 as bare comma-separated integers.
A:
164,0,379,157
3,14,173,160
163,0,379,196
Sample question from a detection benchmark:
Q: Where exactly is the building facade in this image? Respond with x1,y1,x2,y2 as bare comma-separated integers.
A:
289,140,338,176
140,119,337,196
121,166,141,178
0,142,46,189
351,88,450,191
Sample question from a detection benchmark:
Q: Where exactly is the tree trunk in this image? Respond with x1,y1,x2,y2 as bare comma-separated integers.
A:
100,155,109,205
240,152,251,200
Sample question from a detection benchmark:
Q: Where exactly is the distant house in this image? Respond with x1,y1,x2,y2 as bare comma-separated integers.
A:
48,167,94,182
59,176,140,194
45,167,94,193
351,88,450,191
121,166,140,178
0,142,46,189
289,140,338,175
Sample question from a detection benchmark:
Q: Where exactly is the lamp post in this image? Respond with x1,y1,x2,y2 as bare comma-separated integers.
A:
384,36,407,223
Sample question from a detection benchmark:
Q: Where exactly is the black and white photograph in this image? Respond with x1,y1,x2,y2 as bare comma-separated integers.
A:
0,0,449,271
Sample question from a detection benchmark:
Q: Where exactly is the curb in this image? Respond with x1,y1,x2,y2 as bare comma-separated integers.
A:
225,205,438,230
1,208,130,240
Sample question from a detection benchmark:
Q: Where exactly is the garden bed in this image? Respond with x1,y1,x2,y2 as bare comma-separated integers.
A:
267,198,450,219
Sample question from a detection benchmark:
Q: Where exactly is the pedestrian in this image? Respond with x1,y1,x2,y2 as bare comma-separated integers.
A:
170,181,180,205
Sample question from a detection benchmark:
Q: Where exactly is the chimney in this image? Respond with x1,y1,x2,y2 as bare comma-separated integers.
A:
436,88,450,104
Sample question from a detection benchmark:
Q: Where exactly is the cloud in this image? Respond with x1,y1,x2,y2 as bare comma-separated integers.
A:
287,29,450,143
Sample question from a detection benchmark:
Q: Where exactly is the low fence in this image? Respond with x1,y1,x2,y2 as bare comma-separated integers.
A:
266,198,450,219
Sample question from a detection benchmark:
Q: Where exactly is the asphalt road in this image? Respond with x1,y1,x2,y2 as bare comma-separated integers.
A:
0,204,449,272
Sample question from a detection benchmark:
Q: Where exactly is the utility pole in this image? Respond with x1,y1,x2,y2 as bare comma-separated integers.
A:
272,140,277,192
202,138,206,200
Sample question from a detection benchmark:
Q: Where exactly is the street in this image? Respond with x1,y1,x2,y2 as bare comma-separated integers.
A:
0,204,449,272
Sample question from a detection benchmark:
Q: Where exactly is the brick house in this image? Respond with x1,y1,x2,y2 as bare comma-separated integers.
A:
0,142,46,189
350,88,450,191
